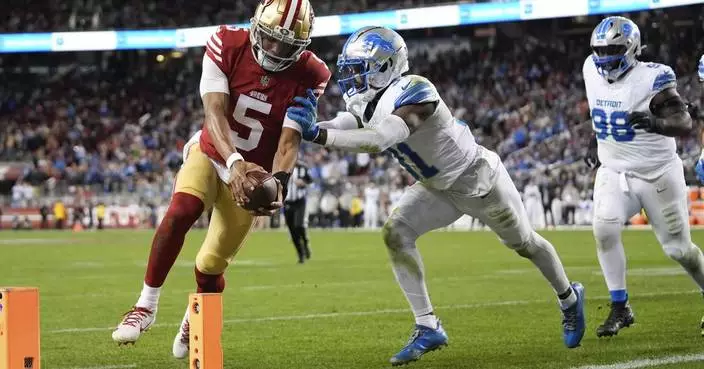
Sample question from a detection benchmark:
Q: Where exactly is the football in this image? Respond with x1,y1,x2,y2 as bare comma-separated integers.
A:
242,171,279,211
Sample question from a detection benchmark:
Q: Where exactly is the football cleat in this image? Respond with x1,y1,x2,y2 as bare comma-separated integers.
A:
390,321,448,366
562,282,586,348
596,301,634,337
173,310,190,359
112,306,156,345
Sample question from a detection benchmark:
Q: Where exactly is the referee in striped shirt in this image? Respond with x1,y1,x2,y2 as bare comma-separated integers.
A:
284,160,313,264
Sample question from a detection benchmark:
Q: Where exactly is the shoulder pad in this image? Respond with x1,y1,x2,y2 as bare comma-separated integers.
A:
393,75,439,110
649,64,677,92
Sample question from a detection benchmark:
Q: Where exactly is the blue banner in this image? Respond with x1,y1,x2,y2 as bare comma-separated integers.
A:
0,0,701,53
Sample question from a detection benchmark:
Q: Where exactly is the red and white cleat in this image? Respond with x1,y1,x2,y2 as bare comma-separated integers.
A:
112,306,156,345
172,310,190,359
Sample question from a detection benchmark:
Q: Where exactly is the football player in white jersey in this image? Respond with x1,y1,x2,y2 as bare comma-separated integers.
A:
583,16,704,337
286,26,586,365
693,54,704,183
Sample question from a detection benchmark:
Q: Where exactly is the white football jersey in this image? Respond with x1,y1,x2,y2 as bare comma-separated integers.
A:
583,56,678,179
356,75,478,190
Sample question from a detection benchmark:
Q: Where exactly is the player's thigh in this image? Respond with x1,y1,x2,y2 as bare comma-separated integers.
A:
174,145,218,209
637,164,691,246
387,182,462,237
196,182,254,274
467,163,532,246
593,167,640,225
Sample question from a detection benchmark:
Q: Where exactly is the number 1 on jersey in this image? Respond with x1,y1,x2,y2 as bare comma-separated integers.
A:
387,143,439,181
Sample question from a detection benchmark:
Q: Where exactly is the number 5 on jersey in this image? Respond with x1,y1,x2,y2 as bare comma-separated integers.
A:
232,94,271,151
591,108,634,142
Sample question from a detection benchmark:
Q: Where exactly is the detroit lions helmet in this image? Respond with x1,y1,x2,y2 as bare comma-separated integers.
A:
590,16,642,82
698,54,704,82
336,26,409,116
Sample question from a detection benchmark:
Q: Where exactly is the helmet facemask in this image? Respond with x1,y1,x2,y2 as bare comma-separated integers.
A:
337,56,395,117
250,19,311,72
590,17,641,82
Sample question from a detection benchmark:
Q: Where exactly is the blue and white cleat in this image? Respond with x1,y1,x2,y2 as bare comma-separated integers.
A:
390,321,448,366
562,282,586,348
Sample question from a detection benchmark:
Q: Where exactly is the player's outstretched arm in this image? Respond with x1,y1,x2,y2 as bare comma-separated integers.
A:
628,88,692,137
202,92,263,205
311,103,433,153
317,112,363,130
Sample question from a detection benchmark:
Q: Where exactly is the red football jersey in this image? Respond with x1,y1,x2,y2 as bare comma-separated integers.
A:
199,25,330,171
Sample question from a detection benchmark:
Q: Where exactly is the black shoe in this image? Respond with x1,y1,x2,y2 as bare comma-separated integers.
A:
596,301,635,337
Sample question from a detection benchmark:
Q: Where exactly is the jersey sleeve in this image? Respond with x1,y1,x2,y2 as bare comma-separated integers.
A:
650,64,677,93
199,54,229,97
283,52,332,132
393,75,440,110
203,25,248,77
698,55,704,81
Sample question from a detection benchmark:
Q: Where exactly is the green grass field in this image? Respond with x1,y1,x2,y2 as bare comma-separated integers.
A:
4,229,704,369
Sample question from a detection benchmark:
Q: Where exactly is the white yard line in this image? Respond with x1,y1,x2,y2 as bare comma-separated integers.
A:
55,364,137,369
570,353,704,369
47,289,698,334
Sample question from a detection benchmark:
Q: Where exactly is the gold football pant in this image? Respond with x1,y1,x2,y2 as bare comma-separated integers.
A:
175,145,254,275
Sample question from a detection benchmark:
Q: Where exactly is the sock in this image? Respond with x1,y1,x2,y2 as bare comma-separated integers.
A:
415,313,439,329
136,282,161,309
595,222,627,292
519,232,571,296
558,287,578,310
610,289,628,303
144,192,204,287
195,267,226,293
386,222,434,318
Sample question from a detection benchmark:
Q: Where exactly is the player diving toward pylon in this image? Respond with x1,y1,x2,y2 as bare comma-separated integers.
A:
111,0,330,359
286,26,586,366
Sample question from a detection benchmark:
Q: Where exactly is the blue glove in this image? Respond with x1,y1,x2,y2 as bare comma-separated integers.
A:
696,160,704,183
286,89,319,141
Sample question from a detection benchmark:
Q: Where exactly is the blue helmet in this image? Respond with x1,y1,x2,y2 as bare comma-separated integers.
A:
336,26,409,115
590,16,642,82
698,54,704,82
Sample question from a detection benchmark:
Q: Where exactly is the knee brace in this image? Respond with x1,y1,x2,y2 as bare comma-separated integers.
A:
382,217,417,252
593,220,622,252
195,251,229,275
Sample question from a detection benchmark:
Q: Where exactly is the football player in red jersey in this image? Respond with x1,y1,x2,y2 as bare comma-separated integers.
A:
112,0,330,357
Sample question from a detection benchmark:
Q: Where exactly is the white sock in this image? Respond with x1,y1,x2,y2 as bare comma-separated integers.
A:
520,232,571,296
595,224,627,292
559,287,578,310
415,313,439,329
136,282,161,310
390,246,434,317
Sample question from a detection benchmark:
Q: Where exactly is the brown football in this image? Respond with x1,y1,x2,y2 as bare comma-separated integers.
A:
242,171,279,211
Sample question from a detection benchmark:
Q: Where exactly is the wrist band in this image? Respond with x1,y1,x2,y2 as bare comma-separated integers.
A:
226,153,244,169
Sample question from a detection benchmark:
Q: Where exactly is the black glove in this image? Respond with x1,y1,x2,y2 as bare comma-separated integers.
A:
273,171,290,201
688,103,700,119
584,135,600,170
627,111,661,134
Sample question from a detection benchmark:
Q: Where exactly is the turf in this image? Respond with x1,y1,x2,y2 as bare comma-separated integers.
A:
3,229,704,369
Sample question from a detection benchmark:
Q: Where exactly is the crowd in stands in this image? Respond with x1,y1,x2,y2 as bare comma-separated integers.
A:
1,7,704,228
0,0,508,33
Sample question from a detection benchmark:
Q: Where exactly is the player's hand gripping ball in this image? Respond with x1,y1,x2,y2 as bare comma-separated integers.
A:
242,171,281,214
